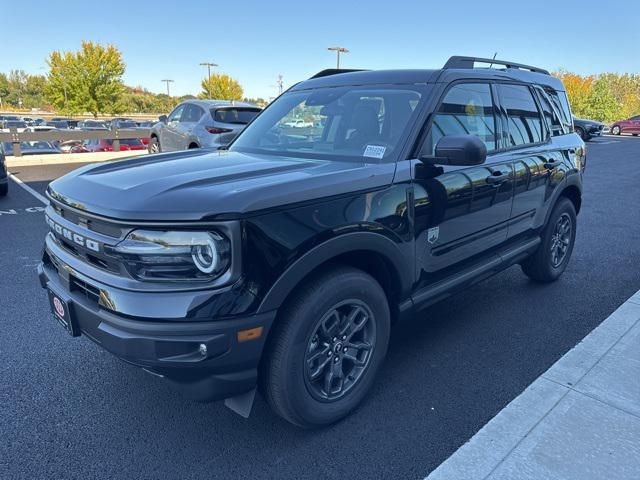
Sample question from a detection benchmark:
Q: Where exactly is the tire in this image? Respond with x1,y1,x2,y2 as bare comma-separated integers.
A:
0,182,7,197
521,197,577,283
148,136,160,154
611,125,621,135
575,127,588,141
260,265,390,428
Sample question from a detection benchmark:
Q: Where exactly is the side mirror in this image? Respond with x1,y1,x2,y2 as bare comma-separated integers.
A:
159,115,168,124
422,135,487,166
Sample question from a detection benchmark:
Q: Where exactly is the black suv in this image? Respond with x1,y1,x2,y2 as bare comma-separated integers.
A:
38,56,585,427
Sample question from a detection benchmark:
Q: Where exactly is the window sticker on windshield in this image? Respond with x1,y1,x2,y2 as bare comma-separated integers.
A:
363,145,386,159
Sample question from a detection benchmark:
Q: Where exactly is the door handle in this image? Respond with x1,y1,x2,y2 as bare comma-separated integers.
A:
486,172,510,185
544,159,562,169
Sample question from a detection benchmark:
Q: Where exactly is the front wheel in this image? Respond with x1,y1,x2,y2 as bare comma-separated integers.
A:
575,127,588,141
260,266,390,428
611,125,621,135
148,136,161,153
521,197,577,282
0,182,7,197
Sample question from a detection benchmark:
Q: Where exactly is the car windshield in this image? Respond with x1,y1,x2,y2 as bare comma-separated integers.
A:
118,121,137,128
230,85,424,161
212,108,261,125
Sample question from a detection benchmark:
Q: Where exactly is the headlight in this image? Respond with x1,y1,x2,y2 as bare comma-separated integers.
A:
107,230,231,282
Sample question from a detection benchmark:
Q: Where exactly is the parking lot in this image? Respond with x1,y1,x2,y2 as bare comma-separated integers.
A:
1,136,639,479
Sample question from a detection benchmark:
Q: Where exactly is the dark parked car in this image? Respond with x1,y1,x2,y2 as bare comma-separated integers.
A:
573,117,604,141
0,143,7,196
2,141,60,156
82,138,146,152
39,56,584,427
50,117,79,129
148,100,261,153
610,115,640,136
77,120,108,130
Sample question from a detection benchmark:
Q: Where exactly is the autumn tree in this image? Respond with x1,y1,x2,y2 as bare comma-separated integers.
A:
45,41,126,117
200,73,244,100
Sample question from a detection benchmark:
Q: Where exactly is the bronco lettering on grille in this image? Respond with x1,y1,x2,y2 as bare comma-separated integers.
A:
45,214,100,253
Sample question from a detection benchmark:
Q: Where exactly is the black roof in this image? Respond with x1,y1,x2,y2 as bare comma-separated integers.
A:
294,56,565,92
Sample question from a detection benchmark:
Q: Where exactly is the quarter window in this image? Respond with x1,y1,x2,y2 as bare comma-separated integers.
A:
499,84,543,147
535,87,563,137
422,83,497,156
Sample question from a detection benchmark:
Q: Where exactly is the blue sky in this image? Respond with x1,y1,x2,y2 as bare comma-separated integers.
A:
3,0,639,99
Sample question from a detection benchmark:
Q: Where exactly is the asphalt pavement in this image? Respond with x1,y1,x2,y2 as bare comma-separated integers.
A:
1,136,639,480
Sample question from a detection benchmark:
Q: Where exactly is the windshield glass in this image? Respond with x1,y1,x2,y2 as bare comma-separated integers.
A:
230,86,423,161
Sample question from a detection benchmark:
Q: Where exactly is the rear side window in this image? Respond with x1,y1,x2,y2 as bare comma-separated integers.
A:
212,108,261,125
534,87,563,137
544,88,573,132
498,84,543,147
422,82,497,155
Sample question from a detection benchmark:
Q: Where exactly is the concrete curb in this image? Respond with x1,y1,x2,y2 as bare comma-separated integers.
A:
426,288,640,480
6,150,147,167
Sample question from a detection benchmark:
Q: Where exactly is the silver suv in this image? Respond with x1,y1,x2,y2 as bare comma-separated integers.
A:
149,100,261,153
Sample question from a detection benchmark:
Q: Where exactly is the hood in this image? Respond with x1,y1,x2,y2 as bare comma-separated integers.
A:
48,149,395,221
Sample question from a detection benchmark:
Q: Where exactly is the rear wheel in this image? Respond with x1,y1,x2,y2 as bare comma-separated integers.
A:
0,182,7,197
148,136,160,153
521,197,576,282
575,126,588,141
260,265,390,428
611,125,621,135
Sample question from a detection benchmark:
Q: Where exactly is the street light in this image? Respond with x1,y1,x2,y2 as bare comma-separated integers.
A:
327,46,349,69
199,62,218,99
161,79,174,96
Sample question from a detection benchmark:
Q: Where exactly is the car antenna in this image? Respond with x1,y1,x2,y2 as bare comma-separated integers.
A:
488,52,497,69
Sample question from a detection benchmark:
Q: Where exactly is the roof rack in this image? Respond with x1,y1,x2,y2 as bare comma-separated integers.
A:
443,56,550,75
309,69,367,79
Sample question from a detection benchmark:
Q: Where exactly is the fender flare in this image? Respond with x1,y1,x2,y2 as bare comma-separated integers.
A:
257,231,413,314
543,173,582,226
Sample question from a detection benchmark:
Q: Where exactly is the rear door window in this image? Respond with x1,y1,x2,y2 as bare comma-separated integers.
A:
498,84,544,147
182,104,205,123
212,108,261,125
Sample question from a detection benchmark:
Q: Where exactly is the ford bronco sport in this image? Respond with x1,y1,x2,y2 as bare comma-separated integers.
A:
39,56,585,427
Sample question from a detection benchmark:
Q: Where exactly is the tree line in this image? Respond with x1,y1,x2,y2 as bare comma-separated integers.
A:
0,41,267,117
552,71,639,123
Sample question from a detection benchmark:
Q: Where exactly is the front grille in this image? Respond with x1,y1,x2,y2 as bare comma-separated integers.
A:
54,236,121,274
52,203,124,239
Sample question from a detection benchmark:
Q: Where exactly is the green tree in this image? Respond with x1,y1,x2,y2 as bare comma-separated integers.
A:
200,73,244,100
45,41,126,117
0,73,10,108
583,76,620,123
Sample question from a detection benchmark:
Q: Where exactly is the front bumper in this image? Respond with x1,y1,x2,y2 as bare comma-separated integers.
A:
38,248,276,402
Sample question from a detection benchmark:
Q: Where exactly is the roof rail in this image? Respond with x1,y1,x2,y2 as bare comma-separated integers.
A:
309,69,367,79
443,56,550,75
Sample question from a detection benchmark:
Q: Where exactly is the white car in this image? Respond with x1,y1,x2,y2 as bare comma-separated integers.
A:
284,119,313,128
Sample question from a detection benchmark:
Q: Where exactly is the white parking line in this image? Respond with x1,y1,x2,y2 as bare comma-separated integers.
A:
8,172,49,205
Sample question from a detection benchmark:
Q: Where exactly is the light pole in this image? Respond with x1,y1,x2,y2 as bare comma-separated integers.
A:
199,62,218,99
327,46,349,69
276,74,284,95
161,79,174,96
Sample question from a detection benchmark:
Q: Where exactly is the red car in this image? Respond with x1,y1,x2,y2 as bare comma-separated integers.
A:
610,115,640,136
83,138,146,152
